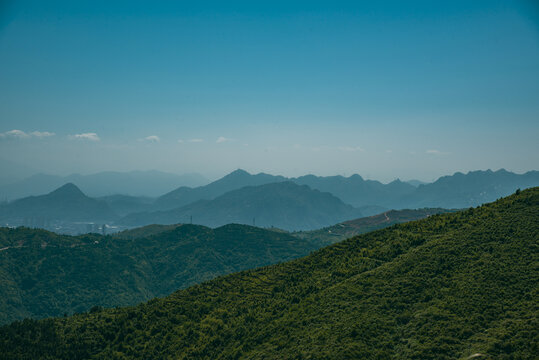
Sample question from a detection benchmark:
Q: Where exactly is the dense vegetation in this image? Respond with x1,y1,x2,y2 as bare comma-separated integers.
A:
296,208,453,247
112,224,184,240
0,224,316,324
0,208,442,325
1,188,536,359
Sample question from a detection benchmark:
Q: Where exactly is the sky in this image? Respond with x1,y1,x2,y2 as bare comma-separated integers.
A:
0,0,538,182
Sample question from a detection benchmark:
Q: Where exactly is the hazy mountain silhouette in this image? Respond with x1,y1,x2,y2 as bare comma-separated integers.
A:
122,181,363,231
398,169,539,208
153,169,286,210
2,169,537,232
117,169,539,229
0,170,208,200
0,183,117,223
154,169,414,211
293,174,416,208
154,168,539,212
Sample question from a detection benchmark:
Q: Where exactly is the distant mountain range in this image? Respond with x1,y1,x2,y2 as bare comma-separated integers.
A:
0,170,208,200
0,183,117,224
1,168,537,233
153,169,286,210
292,173,416,208
153,168,539,213
120,181,364,231
397,169,539,208
153,169,415,211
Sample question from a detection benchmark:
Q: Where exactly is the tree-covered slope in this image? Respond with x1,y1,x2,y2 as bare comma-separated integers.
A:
111,223,184,240
0,224,316,325
296,208,454,247
1,188,536,359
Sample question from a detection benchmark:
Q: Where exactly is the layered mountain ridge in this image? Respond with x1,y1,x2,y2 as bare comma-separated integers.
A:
1,168,537,233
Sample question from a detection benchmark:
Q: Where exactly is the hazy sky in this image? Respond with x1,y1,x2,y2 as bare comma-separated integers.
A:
1,0,538,182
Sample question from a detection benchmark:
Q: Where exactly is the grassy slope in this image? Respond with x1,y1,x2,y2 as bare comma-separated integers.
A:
1,188,537,359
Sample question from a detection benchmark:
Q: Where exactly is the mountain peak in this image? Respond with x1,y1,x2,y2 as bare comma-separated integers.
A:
349,174,364,181
49,183,86,197
225,169,251,178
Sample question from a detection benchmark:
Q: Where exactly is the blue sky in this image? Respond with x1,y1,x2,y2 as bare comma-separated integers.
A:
0,0,538,181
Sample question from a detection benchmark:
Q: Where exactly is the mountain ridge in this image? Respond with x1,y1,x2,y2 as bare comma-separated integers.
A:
0,170,208,200
121,181,363,231
154,168,539,213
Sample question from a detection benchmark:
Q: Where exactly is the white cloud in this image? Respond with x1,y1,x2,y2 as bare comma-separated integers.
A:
31,131,55,138
216,136,233,143
0,129,56,139
177,139,184,143
144,135,160,143
69,133,100,141
385,150,393,153
188,138,204,143
338,146,364,152
0,129,30,139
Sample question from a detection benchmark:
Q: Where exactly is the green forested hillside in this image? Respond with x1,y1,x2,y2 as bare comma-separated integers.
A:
111,223,184,240
0,224,316,324
296,208,454,247
1,188,536,359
